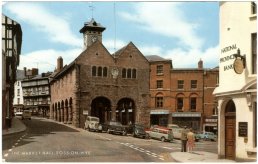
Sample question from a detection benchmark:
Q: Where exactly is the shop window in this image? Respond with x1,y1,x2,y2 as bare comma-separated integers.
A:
252,33,257,74
122,68,126,78
92,66,97,76
190,97,197,111
157,80,163,89
191,80,197,89
177,97,184,111
155,97,163,108
178,80,184,89
103,67,108,77
157,65,163,75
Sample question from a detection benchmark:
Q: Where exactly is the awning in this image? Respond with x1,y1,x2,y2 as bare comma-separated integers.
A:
172,112,201,117
150,110,169,115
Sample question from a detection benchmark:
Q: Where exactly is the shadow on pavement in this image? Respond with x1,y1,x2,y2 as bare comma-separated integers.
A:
3,117,79,150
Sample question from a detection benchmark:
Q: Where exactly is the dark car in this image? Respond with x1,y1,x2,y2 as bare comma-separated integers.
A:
126,124,147,138
102,121,127,135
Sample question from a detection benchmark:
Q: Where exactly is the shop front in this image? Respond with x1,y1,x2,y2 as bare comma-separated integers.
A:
172,112,201,131
150,110,169,127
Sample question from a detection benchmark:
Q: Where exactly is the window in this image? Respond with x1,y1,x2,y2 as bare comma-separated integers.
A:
157,65,163,75
122,68,126,78
191,80,197,89
92,66,96,76
17,98,20,105
17,89,20,96
254,102,257,147
252,33,257,74
157,80,163,89
252,2,257,14
103,67,108,77
17,81,19,86
97,66,102,77
42,87,45,92
127,69,132,78
155,97,163,108
132,69,136,78
190,97,197,111
177,98,183,111
178,80,184,89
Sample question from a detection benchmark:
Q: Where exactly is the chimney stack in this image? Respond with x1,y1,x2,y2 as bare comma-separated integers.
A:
57,56,63,72
198,59,203,69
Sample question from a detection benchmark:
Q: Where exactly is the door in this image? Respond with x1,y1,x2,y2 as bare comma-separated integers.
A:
225,116,236,160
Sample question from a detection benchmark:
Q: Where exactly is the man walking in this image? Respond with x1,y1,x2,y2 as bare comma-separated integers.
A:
181,126,188,152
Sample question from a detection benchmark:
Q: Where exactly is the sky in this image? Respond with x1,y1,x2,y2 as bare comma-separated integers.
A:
2,1,219,73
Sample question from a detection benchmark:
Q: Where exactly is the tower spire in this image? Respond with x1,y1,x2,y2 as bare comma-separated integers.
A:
89,2,95,19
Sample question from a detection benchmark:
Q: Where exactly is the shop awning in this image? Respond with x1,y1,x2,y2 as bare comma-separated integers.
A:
172,112,201,117
150,110,169,115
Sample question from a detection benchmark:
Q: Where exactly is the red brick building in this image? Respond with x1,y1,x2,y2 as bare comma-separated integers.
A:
147,55,219,132
49,19,150,128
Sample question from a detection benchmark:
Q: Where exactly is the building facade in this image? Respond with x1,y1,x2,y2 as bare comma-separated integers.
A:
2,14,22,129
148,55,219,132
13,69,26,113
21,72,52,117
50,19,150,128
213,2,257,161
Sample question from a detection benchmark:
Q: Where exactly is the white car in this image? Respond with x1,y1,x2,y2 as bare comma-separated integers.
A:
84,116,102,132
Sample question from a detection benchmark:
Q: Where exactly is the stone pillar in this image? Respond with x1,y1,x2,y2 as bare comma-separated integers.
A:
64,106,68,124
111,105,117,121
68,105,72,124
61,107,64,123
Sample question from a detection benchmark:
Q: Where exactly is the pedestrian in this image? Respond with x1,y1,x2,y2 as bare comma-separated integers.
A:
187,128,195,152
180,126,188,152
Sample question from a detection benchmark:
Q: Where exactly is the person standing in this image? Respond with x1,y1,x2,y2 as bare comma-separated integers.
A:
187,128,195,152
181,126,188,152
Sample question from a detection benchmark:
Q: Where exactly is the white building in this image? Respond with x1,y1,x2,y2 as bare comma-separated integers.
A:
214,2,257,161
13,69,26,113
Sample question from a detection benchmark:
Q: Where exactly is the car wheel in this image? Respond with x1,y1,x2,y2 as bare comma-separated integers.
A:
88,126,91,132
161,136,166,142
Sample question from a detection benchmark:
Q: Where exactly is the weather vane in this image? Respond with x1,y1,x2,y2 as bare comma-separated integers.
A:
89,2,95,19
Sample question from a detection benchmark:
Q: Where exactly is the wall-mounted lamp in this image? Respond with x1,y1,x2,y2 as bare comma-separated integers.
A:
246,92,252,107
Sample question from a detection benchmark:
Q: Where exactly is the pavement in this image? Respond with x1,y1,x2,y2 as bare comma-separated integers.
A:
3,117,236,163
2,117,26,136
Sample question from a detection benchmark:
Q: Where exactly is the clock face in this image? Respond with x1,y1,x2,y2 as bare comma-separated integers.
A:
92,35,97,42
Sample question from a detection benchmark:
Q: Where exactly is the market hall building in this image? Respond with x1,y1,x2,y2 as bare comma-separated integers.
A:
49,19,150,128
213,2,257,161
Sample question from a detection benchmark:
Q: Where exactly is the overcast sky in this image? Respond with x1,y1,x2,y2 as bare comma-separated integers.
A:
2,1,219,73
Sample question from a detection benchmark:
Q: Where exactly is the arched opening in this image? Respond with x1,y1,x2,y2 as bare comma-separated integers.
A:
91,97,111,123
116,98,135,125
225,99,236,160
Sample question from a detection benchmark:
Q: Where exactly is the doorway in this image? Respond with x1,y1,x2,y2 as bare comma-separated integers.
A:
225,100,236,160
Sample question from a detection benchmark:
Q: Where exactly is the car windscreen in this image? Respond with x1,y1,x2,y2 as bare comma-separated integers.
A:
90,118,99,122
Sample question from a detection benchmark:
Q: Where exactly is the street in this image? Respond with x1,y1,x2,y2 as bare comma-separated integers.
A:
2,117,217,162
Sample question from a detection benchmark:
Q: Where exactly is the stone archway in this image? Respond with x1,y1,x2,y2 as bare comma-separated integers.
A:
91,97,111,124
225,99,236,160
117,98,135,125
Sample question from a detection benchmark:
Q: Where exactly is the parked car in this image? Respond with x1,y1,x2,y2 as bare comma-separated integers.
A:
22,110,31,120
102,121,127,135
126,124,147,138
15,112,23,119
198,132,217,141
145,126,174,142
84,116,102,132
167,124,183,139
